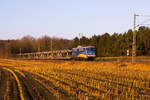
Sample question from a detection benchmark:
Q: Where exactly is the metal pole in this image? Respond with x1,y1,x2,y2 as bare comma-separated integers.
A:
51,39,53,57
79,33,83,46
20,48,21,55
38,44,40,52
19,48,22,58
79,33,81,45
132,14,136,63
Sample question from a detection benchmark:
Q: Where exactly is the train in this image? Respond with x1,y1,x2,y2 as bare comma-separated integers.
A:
18,45,96,60
72,46,96,60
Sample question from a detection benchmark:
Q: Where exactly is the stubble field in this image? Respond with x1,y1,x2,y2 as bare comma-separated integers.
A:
0,59,150,100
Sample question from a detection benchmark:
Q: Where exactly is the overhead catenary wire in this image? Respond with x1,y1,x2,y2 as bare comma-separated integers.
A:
137,15,150,17
136,18,150,27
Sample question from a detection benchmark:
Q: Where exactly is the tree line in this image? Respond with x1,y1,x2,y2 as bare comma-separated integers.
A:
0,36,73,58
0,26,150,58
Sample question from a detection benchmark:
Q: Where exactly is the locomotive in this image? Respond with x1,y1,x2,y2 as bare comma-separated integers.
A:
72,46,96,60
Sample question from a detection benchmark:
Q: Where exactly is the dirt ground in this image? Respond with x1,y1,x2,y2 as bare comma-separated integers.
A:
0,59,150,100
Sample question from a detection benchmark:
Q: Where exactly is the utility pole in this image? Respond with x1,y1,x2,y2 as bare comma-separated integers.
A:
132,14,137,63
79,33,82,46
131,14,150,63
51,38,53,57
19,48,22,56
38,46,40,52
79,33,81,46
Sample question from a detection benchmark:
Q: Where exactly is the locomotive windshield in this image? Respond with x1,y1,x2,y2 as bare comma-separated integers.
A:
86,47,96,55
86,47,95,51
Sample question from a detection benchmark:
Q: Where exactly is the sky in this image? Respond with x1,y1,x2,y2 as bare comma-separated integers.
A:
0,0,150,40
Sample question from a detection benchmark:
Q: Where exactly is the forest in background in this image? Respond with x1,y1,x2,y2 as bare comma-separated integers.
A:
0,26,150,58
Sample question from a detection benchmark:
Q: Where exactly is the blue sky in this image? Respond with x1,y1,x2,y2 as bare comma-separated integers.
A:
0,0,150,40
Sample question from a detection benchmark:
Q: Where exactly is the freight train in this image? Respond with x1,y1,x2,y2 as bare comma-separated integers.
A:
18,46,96,60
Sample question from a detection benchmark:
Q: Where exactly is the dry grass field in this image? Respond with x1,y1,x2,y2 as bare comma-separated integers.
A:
0,59,150,100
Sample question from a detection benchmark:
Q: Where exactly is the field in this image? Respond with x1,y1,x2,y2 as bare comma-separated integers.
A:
0,59,150,100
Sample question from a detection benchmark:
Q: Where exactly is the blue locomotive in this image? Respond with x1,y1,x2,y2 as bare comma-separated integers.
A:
72,46,96,60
